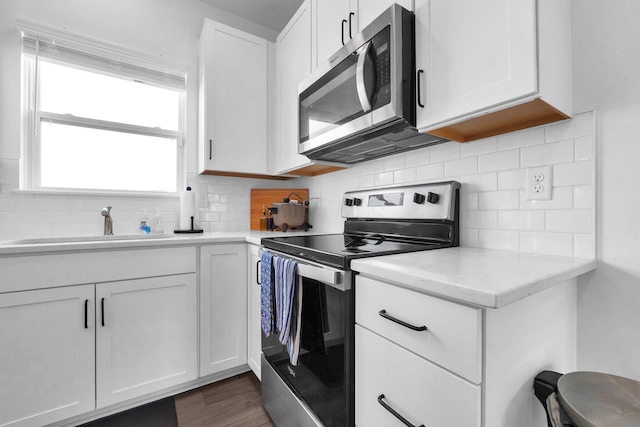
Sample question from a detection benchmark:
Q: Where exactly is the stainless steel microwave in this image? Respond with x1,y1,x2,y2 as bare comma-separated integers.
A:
298,4,445,164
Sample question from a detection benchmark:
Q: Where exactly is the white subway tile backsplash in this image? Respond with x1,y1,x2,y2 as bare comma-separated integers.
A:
459,227,479,247
520,231,574,257
521,140,575,167
554,161,594,186
460,172,498,192
574,186,594,209
574,234,595,259
498,210,545,231
445,157,477,177
460,137,497,157
374,171,394,186
464,210,498,229
497,127,545,150
357,174,375,188
384,155,405,171
520,187,574,210
545,113,591,142
546,210,593,233
479,190,520,210
460,192,478,211
404,148,430,167
416,163,444,181
498,169,526,190
430,142,461,163
574,136,594,161
478,150,520,172
393,167,417,184
364,159,385,175
479,229,519,251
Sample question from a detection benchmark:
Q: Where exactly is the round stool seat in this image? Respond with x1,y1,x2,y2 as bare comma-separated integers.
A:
557,371,640,427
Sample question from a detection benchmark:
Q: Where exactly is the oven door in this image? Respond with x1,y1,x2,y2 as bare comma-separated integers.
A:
298,24,393,155
261,252,354,427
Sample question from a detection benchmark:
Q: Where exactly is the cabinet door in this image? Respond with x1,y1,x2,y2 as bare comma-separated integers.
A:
314,0,352,66
96,274,197,408
356,326,481,427
357,0,413,30
275,0,314,174
199,20,268,175
0,285,95,427
200,244,248,376
415,0,537,130
247,244,262,379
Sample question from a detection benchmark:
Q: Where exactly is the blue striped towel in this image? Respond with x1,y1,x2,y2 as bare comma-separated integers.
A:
273,255,302,365
260,251,274,336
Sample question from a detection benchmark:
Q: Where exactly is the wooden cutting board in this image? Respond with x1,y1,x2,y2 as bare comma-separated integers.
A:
250,188,309,230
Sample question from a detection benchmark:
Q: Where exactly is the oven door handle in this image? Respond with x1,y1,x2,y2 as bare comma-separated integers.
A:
297,263,341,287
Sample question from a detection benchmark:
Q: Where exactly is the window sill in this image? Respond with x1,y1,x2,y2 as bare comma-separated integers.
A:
13,188,180,198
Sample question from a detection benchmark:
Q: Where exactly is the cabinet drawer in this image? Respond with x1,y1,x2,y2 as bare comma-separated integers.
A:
356,276,482,383
356,326,481,427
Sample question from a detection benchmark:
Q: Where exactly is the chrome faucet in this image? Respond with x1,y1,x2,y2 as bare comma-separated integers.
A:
101,206,113,236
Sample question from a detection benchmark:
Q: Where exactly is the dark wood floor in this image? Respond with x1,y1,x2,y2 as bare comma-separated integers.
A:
174,372,276,427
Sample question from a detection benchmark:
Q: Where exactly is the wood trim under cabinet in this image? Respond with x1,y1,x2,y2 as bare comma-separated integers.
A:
426,98,570,143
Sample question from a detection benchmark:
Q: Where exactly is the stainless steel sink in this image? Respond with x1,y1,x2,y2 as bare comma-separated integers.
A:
3,234,175,245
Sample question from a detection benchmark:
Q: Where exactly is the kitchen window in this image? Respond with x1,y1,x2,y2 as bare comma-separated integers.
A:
20,26,186,194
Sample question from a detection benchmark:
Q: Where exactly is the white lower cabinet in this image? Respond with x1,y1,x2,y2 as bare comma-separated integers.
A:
96,274,198,408
247,243,262,379
0,285,95,427
0,272,197,426
356,326,481,427
200,244,248,376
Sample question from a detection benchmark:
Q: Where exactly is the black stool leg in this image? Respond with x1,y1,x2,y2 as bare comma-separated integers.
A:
534,370,563,427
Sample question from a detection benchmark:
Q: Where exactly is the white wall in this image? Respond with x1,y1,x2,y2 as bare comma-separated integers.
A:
0,0,280,238
572,0,640,379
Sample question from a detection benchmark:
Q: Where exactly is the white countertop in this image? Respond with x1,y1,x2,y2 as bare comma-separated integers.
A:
351,246,597,309
0,230,308,256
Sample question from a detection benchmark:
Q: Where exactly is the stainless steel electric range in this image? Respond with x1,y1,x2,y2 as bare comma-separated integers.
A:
260,181,460,427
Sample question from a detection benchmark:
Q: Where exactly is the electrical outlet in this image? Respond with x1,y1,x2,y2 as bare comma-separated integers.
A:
526,166,552,201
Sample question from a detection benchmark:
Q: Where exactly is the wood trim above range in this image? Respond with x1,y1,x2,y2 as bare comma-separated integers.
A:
426,98,570,143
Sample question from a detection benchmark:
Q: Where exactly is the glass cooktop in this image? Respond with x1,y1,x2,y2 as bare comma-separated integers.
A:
261,233,442,270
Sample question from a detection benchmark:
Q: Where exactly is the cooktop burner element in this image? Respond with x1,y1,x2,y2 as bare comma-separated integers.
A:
262,181,460,270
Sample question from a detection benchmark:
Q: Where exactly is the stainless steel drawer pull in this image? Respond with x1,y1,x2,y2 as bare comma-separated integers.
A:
377,394,425,427
378,310,427,332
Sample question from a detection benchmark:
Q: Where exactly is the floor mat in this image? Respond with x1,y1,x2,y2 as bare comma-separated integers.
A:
79,397,178,427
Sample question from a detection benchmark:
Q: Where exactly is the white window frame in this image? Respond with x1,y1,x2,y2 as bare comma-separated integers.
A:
19,22,187,196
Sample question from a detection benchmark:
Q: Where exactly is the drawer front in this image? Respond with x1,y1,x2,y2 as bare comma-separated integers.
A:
356,325,481,427
356,276,482,383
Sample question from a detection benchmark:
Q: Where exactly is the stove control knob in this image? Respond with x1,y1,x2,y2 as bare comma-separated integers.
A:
427,192,440,204
413,193,426,204
353,197,362,206
344,198,354,206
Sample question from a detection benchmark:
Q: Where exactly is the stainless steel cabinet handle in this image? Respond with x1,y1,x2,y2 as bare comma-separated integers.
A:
417,70,425,108
378,394,425,427
209,139,212,160
84,299,88,329
378,310,427,331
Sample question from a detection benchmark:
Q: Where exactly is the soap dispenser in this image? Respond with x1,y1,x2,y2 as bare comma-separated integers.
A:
140,209,151,234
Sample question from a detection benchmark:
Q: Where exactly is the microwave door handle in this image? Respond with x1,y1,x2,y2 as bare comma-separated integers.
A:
356,41,373,113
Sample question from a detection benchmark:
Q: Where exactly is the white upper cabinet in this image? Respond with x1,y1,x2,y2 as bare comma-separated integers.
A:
313,0,413,68
275,0,334,175
415,0,572,142
357,0,413,31
313,0,355,67
199,20,270,177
